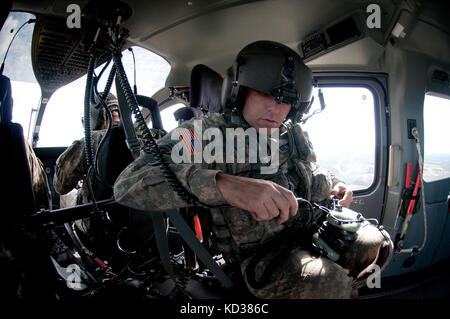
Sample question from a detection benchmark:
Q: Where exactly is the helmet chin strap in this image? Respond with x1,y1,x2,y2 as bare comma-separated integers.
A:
229,56,244,105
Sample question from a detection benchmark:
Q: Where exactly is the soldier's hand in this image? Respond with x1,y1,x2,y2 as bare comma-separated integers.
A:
216,173,298,224
331,182,353,208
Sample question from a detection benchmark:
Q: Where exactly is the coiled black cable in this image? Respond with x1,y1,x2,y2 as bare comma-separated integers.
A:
83,53,102,213
110,46,200,293
110,47,198,205
93,63,117,188
94,58,112,92
84,54,96,168
99,64,117,102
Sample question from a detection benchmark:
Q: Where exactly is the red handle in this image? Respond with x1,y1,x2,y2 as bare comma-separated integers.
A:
405,163,412,188
194,215,203,242
406,167,422,216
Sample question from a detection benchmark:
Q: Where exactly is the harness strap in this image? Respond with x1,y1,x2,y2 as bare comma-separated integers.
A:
150,208,234,289
165,209,234,289
150,211,178,285
210,208,240,265
114,76,141,159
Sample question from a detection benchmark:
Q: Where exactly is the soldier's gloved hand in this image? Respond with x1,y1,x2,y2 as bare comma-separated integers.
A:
331,182,353,208
216,173,298,224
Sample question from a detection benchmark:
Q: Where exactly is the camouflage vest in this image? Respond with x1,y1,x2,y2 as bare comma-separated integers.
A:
209,112,332,264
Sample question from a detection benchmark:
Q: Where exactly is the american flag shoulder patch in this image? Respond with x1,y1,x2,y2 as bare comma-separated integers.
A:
178,128,203,155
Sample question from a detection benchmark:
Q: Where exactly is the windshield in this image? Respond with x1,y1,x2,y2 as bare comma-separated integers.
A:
37,46,171,147
0,12,172,147
0,12,39,139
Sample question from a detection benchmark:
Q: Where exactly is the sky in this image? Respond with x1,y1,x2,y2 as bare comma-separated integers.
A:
0,12,36,83
303,87,375,158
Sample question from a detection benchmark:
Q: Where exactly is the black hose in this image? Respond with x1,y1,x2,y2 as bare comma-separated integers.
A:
96,58,112,88
84,54,96,168
100,64,117,102
110,47,198,205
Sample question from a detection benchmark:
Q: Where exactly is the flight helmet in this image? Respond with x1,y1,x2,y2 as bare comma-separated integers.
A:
89,92,120,130
221,40,313,122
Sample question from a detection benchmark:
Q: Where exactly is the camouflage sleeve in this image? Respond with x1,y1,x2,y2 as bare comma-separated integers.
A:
114,119,227,211
307,154,346,203
329,172,344,188
310,162,333,202
24,138,51,209
293,123,346,202
53,139,87,195
54,131,105,195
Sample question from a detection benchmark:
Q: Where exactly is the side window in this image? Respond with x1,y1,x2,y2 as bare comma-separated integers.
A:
160,103,186,132
0,12,40,138
302,87,376,191
37,46,171,147
423,93,450,182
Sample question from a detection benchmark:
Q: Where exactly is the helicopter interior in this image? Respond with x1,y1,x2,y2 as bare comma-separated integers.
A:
0,0,449,301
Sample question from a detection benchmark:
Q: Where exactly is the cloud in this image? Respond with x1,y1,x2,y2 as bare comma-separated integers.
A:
0,12,37,83
0,15,19,57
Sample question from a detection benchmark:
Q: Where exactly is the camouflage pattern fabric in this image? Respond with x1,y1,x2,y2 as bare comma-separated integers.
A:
24,138,51,210
114,112,392,299
241,248,354,299
53,130,107,238
54,130,106,203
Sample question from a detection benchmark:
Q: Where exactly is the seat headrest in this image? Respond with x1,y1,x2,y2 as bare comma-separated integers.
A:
174,106,203,123
0,75,13,124
190,64,223,113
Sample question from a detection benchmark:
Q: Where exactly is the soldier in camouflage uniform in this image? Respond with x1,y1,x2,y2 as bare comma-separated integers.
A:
54,93,121,235
54,92,120,202
24,137,51,210
114,41,393,299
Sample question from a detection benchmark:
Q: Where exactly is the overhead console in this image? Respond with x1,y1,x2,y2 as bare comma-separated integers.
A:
29,0,133,146
31,16,111,93
299,12,366,62
31,0,133,94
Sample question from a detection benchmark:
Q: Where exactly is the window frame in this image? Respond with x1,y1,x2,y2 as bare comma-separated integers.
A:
422,91,450,183
311,73,389,197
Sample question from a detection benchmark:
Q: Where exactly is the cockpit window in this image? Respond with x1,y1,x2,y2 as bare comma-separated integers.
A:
0,12,39,139
37,47,171,147
160,103,186,132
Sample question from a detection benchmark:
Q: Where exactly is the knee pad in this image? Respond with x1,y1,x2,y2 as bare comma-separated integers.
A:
340,224,393,280
242,249,354,299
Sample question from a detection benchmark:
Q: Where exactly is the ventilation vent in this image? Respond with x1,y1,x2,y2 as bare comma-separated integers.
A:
299,13,364,61
31,16,111,93
432,69,450,87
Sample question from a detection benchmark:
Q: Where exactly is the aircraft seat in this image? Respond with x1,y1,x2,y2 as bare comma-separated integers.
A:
173,64,223,124
0,74,55,299
190,64,223,114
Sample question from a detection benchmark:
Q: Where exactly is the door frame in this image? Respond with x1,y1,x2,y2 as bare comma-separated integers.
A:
312,72,390,223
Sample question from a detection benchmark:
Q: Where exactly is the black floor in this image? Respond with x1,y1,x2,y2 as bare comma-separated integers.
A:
359,258,450,299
